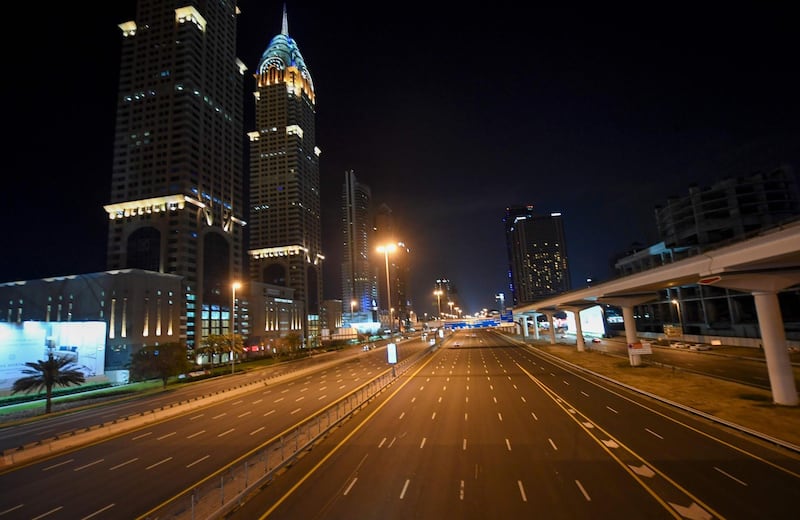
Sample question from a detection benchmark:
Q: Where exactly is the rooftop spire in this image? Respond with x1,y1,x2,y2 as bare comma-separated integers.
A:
281,3,288,35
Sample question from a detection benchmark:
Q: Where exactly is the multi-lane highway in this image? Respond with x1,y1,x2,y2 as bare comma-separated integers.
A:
2,330,799,519
228,330,800,520
0,338,430,519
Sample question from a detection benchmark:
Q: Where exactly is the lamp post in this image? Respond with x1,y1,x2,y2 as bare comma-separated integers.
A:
434,289,442,318
377,244,397,331
231,281,241,375
448,300,454,318
350,299,356,319
671,298,683,343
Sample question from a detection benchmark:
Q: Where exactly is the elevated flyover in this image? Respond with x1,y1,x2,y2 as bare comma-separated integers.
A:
513,219,800,405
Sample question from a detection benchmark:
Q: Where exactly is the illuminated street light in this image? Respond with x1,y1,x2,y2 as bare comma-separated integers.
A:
377,244,397,330
448,300,454,317
671,298,683,341
434,289,443,318
231,281,241,375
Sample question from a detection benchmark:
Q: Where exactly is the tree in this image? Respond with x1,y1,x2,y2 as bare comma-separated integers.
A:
11,353,87,414
128,342,192,388
197,334,244,367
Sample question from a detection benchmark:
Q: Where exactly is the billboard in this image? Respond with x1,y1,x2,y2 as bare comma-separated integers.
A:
0,322,106,391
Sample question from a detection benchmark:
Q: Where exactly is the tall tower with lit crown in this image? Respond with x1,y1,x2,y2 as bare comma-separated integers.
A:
247,6,323,346
104,0,245,349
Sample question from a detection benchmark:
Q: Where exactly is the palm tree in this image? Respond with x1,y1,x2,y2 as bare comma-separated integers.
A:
11,353,86,414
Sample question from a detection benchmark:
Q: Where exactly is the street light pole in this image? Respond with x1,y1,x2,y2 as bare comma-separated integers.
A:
672,298,683,341
231,281,241,375
434,289,442,318
377,244,396,331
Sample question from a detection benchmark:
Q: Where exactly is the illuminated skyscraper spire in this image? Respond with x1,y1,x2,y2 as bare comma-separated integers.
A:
281,3,288,35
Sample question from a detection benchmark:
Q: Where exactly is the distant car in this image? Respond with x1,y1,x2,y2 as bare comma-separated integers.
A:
690,343,712,351
454,343,460,348
672,342,688,348
591,338,602,343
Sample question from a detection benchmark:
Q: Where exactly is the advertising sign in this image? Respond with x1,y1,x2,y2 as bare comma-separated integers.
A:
387,343,397,364
627,341,652,355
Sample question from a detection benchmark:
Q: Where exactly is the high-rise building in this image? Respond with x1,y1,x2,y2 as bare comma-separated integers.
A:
504,205,571,305
373,204,411,330
104,0,246,348
341,170,376,325
246,7,323,347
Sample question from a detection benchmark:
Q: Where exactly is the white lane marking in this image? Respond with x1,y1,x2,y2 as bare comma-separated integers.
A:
562,380,570,385
252,399,263,404
74,459,104,471
497,412,503,421
186,430,205,439
513,384,518,389
274,397,284,403
264,409,275,417
645,428,663,439
296,396,305,402
232,400,243,405
43,459,74,471
399,479,411,499
575,480,591,501
218,428,235,437
281,389,290,394
606,406,618,414
132,432,152,440
531,412,538,421
343,477,358,495
493,396,498,403
378,438,387,448
290,408,302,415
189,414,204,420
238,411,252,418
420,437,427,449
460,480,465,500
146,457,172,470
443,385,447,391
82,503,115,519
465,396,469,403
186,455,210,468
339,385,346,390
399,412,405,420
212,413,227,419
520,396,527,403
318,395,327,400
463,438,467,450
33,506,63,518
109,458,138,471
319,386,327,391
250,426,265,436
388,437,397,448
581,391,589,397
465,413,469,421
505,439,512,451
419,386,425,391
0,505,23,516
714,466,748,486
438,396,442,403
548,438,558,451
517,480,528,502
431,412,437,420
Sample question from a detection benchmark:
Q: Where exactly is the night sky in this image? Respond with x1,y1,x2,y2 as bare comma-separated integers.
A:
4,1,798,317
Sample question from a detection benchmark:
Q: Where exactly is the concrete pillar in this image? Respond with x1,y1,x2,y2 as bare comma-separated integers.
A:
753,291,798,406
532,313,540,340
519,315,529,338
572,310,586,352
622,305,641,366
547,313,556,344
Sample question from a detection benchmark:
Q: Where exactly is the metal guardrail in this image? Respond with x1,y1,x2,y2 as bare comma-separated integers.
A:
140,344,435,520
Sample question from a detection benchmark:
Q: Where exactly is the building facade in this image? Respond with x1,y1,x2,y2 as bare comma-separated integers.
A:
341,170,377,325
246,7,323,347
104,0,246,348
373,204,412,330
504,205,571,306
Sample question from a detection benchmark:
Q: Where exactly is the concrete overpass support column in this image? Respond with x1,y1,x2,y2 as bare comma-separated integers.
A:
533,317,540,340
548,314,557,344
572,311,586,352
622,305,641,367
519,315,529,338
753,291,798,406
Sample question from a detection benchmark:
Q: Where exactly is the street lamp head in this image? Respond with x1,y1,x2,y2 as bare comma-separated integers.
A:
376,243,397,254
232,281,241,291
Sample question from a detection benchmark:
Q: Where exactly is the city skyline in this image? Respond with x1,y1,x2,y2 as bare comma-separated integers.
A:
4,1,798,317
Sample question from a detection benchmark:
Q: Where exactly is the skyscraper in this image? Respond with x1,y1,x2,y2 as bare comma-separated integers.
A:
341,170,376,324
104,0,245,348
504,205,570,305
247,7,323,346
373,204,411,330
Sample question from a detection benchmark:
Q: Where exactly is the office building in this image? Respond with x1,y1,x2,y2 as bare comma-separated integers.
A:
504,205,571,305
246,7,323,347
341,170,377,325
104,0,246,348
373,204,412,330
